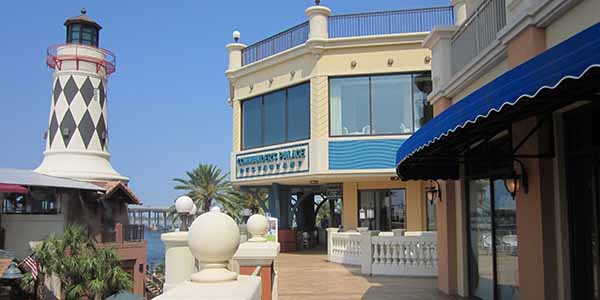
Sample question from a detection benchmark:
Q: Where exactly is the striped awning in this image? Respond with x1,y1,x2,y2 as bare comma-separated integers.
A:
396,22,600,180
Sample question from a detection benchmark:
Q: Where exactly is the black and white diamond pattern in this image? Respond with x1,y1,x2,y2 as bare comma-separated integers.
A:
63,76,78,105
48,74,109,151
80,77,95,106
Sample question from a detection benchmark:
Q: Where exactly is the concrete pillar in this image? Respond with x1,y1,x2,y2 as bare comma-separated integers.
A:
342,182,358,230
512,117,558,300
436,181,458,295
306,5,331,41
359,230,379,275
423,27,456,100
452,0,467,25
161,232,195,291
269,184,290,229
226,42,247,71
234,242,280,300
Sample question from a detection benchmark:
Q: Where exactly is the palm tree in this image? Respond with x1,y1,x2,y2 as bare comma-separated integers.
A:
21,225,132,300
173,164,239,214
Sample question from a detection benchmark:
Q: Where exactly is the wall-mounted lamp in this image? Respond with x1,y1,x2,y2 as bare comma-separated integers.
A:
309,180,319,185
390,176,400,181
350,60,357,68
425,180,442,204
504,159,528,198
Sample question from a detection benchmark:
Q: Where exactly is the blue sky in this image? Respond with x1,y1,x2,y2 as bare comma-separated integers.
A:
0,0,449,207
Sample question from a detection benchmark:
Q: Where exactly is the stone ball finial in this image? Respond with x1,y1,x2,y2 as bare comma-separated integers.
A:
246,214,269,242
188,209,240,283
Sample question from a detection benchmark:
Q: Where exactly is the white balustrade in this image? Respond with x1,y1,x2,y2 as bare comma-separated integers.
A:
327,229,438,277
370,234,437,277
327,231,362,265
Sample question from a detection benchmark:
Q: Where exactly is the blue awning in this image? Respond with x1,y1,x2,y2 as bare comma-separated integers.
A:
396,22,600,180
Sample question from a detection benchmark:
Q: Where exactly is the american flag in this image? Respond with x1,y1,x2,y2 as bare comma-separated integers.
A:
20,254,39,280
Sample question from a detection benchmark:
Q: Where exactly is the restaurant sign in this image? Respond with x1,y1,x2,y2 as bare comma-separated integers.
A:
236,144,309,179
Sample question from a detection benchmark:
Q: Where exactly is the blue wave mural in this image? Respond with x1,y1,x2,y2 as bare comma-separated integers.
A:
329,139,406,170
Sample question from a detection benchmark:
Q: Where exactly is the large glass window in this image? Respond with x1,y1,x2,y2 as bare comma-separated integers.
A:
241,83,310,149
242,96,263,149
468,179,519,300
242,83,310,149
287,84,311,141
358,189,406,231
329,73,431,136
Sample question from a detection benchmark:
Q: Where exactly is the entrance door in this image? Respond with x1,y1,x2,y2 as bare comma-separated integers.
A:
565,103,600,300
358,189,406,231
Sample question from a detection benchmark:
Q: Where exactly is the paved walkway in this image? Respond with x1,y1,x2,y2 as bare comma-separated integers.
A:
275,248,462,300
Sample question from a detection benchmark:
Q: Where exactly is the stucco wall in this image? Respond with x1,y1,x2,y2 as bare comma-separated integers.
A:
1,213,66,259
545,0,600,48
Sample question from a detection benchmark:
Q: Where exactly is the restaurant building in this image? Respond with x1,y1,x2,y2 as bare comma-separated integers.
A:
395,0,600,299
225,2,455,250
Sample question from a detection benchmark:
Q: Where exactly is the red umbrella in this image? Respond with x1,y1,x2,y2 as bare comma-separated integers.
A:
0,183,29,194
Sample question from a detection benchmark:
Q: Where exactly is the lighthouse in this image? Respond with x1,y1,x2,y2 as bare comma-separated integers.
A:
36,9,127,182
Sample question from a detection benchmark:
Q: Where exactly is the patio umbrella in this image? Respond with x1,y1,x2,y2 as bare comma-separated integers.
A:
104,292,144,300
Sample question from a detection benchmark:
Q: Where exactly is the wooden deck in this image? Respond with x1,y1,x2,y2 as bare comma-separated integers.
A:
275,248,462,300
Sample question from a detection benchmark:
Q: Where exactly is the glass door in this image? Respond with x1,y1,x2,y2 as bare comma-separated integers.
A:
358,189,406,231
468,179,519,300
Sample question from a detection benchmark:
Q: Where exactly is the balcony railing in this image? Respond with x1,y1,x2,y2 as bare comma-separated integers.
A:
329,6,454,38
126,224,145,241
450,0,506,76
242,22,309,66
241,6,454,66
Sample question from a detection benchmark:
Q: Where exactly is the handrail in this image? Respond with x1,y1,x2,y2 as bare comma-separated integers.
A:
241,6,454,66
329,6,454,38
449,0,506,75
46,43,117,75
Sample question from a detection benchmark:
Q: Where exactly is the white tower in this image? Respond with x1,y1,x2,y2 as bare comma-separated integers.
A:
36,9,127,182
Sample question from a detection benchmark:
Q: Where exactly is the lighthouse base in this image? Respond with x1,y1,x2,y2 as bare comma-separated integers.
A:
35,150,128,183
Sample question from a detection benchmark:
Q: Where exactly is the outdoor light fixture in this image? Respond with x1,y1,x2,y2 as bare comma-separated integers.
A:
425,180,442,204
310,180,319,184
390,176,400,181
233,31,241,43
504,159,528,198
175,195,194,231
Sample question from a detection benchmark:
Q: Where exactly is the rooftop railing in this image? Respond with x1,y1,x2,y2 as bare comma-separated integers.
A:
241,6,455,66
450,0,506,76
329,6,454,38
242,21,309,66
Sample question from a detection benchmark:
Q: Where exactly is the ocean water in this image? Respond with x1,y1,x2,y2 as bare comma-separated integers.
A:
145,229,166,268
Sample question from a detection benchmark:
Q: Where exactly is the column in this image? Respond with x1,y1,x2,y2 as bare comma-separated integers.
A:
342,182,358,230
161,232,195,291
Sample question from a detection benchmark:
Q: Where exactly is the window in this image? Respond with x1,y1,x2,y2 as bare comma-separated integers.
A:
329,73,431,136
67,24,99,47
1,188,61,214
241,82,310,149
358,189,406,231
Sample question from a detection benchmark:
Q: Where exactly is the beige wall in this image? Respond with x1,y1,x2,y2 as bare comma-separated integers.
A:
451,58,508,103
230,36,431,154
545,0,600,48
341,180,426,231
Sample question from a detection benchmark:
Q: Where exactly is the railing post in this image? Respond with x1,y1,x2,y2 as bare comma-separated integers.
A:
305,3,331,56
360,230,378,275
115,223,123,243
326,228,337,262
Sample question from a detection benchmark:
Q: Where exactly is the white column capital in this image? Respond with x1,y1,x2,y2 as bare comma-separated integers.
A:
305,5,331,17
